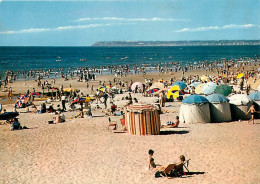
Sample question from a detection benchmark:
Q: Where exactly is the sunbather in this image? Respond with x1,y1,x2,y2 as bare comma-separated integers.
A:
155,155,186,174
162,116,180,128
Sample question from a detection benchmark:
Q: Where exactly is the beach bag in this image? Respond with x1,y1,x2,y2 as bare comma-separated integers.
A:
154,171,161,178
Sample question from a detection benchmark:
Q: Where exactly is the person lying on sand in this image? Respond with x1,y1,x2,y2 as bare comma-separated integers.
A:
162,116,180,128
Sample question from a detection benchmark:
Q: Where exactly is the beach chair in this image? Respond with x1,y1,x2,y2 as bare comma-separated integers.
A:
171,159,190,177
107,117,117,130
155,164,175,179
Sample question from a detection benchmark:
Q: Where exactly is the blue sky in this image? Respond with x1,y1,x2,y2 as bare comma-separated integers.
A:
0,0,259,46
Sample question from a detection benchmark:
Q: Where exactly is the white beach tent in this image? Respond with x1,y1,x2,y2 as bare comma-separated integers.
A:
228,94,252,120
179,95,211,124
206,94,232,122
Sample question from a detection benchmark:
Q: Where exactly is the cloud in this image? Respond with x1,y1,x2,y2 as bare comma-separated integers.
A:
175,24,259,32
0,23,129,34
75,17,187,22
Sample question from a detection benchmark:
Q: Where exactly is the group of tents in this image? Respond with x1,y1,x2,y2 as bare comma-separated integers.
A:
179,93,260,124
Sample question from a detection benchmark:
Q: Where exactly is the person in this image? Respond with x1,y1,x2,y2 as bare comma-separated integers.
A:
61,94,66,111
11,118,22,130
162,116,180,128
155,155,186,177
148,149,157,170
75,109,84,118
246,105,258,124
32,104,38,113
53,112,62,123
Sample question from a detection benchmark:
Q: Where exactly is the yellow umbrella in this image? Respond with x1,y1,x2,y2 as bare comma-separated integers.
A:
237,73,244,79
201,75,208,81
167,85,183,99
63,87,79,92
195,83,206,94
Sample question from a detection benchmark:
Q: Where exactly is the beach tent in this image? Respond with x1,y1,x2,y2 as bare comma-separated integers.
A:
228,94,252,120
201,82,217,95
172,81,187,90
131,82,143,91
124,103,160,135
214,84,232,96
252,79,260,90
195,83,206,94
206,94,232,122
179,95,211,124
248,92,260,101
248,92,260,118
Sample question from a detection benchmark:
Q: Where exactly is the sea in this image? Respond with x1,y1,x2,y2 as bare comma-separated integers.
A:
0,45,259,75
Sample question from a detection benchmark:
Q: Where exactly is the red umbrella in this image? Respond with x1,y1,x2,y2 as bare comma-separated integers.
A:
30,92,40,96
147,88,160,95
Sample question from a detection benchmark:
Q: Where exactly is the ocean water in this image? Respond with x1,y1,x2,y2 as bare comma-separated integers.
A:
0,46,259,73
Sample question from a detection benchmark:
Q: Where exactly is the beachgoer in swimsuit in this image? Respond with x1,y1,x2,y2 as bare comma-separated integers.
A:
246,105,258,124
162,116,180,128
148,149,156,170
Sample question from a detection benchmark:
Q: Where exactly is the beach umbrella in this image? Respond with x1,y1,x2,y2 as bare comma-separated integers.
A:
189,82,201,88
195,83,206,94
147,88,160,95
248,92,260,101
72,97,94,104
182,95,209,104
131,82,143,91
252,79,260,90
167,85,184,99
214,84,232,96
51,87,59,91
200,75,208,81
201,82,217,95
247,77,255,85
150,82,164,90
30,92,40,96
98,85,112,92
172,81,187,90
156,79,164,83
63,87,79,92
237,73,244,79
228,94,251,105
206,94,229,103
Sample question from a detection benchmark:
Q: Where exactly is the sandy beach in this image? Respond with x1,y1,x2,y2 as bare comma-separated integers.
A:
0,69,260,184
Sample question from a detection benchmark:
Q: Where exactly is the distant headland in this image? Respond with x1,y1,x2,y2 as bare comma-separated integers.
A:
92,40,260,47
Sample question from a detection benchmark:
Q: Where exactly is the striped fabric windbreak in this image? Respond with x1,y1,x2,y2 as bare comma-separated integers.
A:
124,103,161,135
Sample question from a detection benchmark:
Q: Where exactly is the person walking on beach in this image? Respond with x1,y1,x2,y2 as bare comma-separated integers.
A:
246,105,258,124
61,94,66,111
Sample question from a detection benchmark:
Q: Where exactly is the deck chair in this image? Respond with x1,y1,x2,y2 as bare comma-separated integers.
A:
155,164,175,178
171,159,190,177
107,117,117,130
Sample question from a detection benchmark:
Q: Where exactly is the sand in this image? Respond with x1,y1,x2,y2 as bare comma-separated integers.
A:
0,70,260,184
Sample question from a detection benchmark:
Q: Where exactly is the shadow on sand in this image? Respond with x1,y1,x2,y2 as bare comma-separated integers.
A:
159,130,189,135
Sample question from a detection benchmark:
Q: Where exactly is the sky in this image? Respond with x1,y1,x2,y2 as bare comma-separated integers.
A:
0,0,259,46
